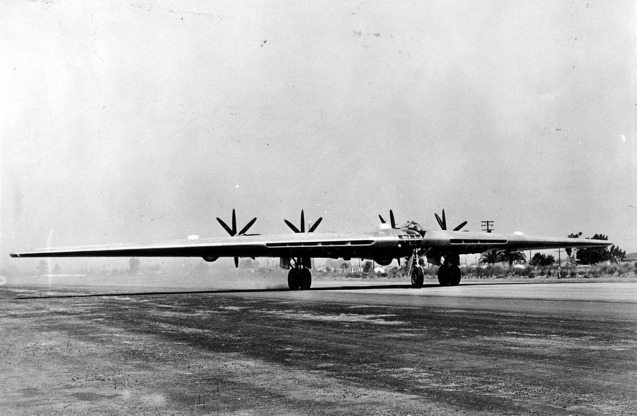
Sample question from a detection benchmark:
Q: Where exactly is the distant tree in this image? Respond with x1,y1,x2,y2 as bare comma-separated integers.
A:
129,257,140,273
37,260,48,276
545,254,556,266
529,253,543,267
362,260,373,273
576,234,609,265
52,264,61,274
608,245,626,263
340,261,351,270
497,250,526,267
479,251,500,265
530,253,555,267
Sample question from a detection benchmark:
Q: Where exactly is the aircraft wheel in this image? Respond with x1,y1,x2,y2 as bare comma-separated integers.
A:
411,267,424,288
288,268,301,290
449,265,462,286
437,264,450,286
300,268,312,290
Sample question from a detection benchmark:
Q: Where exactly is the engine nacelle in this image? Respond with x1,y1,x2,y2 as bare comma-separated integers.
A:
202,256,219,262
374,257,393,266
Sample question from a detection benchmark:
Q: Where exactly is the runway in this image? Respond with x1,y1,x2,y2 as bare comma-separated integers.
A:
231,280,637,320
1,278,636,415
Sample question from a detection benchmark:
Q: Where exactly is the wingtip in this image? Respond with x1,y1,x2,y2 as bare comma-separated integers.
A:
9,253,19,258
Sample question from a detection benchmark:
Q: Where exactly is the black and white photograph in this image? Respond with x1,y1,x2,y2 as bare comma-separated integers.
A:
1,1,636,414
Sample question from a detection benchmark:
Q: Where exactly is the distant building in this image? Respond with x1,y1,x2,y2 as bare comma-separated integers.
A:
623,253,637,264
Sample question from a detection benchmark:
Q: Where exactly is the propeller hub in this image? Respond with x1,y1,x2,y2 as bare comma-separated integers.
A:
216,209,257,268
285,210,323,233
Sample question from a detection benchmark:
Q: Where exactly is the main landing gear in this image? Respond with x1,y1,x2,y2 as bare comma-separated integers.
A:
437,257,461,286
287,260,312,290
408,251,462,288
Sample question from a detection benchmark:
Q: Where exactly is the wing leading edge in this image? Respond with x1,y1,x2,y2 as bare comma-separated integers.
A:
421,230,611,254
10,229,610,260
9,231,394,260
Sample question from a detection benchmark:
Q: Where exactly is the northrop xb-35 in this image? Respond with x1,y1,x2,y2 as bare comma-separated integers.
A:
10,209,610,290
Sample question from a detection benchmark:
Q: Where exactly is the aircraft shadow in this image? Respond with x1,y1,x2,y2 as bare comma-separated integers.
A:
14,279,549,300
16,283,440,299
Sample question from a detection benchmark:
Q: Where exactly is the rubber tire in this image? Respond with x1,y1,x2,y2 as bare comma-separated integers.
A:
411,267,424,288
299,268,312,290
288,268,301,290
448,265,462,286
437,264,450,286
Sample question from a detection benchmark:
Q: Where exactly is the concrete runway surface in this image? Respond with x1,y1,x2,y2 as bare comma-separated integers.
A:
1,278,636,415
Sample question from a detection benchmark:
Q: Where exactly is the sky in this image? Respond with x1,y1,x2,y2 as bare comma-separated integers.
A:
1,0,636,272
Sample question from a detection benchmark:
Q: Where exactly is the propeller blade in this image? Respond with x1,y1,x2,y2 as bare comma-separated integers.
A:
379,215,386,224
308,217,323,232
453,221,468,232
238,217,257,235
284,219,301,233
300,210,305,233
231,209,237,235
390,210,396,228
234,256,239,268
434,213,446,230
397,258,400,266
217,217,235,236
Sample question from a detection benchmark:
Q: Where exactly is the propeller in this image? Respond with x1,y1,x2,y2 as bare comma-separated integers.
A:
284,210,323,233
379,210,402,265
434,209,467,232
216,209,257,267
378,210,397,228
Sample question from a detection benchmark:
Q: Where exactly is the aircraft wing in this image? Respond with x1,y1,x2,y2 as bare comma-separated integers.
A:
9,231,395,260
421,230,612,255
10,228,611,260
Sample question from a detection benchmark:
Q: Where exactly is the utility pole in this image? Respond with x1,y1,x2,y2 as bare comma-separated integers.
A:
481,220,494,233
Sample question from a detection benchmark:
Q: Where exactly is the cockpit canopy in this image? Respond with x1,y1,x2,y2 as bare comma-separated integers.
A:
402,221,425,235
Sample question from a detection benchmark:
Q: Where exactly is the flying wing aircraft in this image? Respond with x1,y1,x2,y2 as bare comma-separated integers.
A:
10,209,610,289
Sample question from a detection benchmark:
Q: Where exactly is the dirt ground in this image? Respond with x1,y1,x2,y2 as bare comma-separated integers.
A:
1,277,636,415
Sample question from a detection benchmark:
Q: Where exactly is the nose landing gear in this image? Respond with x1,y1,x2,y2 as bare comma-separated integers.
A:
407,250,425,288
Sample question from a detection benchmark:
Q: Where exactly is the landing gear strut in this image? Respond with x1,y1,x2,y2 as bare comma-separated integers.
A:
408,250,424,288
287,259,312,290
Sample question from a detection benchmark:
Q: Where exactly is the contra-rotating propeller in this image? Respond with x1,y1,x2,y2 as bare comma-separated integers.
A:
216,209,257,267
378,210,397,228
284,210,323,233
379,209,404,265
434,209,468,232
